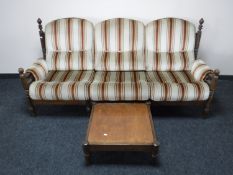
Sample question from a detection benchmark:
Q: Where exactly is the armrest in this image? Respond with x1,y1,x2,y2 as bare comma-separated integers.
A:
191,59,214,81
25,58,48,81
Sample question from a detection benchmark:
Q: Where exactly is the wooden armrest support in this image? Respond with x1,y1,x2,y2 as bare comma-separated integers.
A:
204,69,220,92
18,68,35,90
203,69,220,115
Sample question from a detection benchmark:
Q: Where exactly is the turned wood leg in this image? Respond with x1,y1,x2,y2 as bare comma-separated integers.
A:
203,102,210,116
203,92,214,117
25,90,37,116
28,99,37,116
86,102,91,113
86,100,94,114
18,68,37,116
83,143,91,165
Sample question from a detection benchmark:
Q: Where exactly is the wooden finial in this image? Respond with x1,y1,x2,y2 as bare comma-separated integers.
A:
214,69,220,76
37,18,42,26
198,18,204,31
18,68,24,75
37,18,46,59
194,18,204,59
37,18,43,33
37,18,42,24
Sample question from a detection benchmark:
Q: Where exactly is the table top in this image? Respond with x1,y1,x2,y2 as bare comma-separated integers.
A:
87,103,157,145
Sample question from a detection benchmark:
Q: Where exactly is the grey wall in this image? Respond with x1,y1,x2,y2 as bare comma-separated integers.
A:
0,0,232,75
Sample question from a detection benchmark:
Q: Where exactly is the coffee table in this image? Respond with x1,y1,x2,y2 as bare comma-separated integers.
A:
83,103,159,164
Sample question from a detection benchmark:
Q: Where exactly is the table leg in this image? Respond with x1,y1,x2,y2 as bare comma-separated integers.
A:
83,143,91,165
151,144,159,159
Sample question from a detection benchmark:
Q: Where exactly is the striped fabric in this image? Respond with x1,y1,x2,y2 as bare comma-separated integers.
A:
95,18,145,71
90,71,150,101
146,18,196,71
46,52,93,70
147,71,210,101
191,59,213,81
146,51,195,71
26,58,48,81
29,70,94,100
45,18,94,70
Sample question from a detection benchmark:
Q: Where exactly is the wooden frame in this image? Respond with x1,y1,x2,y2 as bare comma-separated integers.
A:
83,103,159,164
194,18,204,59
18,18,219,117
37,18,46,59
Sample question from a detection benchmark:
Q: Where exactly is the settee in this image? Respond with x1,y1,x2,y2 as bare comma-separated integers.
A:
18,17,219,116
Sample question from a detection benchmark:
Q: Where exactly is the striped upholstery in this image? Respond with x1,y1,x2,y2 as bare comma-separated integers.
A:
191,59,213,81
95,18,145,71
90,71,149,101
26,58,48,81
146,51,195,71
45,18,94,70
146,18,196,71
46,52,93,70
147,71,210,101
29,70,94,100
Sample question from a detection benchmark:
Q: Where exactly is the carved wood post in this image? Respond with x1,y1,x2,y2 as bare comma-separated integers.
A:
37,18,46,59
18,68,37,116
194,18,204,59
203,69,220,116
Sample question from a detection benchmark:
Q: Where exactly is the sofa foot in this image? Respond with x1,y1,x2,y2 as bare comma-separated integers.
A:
203,107,209,117
86,105,91,113
28,103,37,116
203,92,214,117
203,100,211,117
27,98,37,116
83,143,91,165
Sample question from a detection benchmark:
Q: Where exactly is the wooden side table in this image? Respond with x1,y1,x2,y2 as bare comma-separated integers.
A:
83,103,159,164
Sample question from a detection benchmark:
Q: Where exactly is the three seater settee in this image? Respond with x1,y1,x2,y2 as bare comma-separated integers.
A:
18,17,219,116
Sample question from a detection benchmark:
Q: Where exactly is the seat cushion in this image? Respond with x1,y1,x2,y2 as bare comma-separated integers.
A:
95,18,145,71
90,71,150,101
29,70,94,100
147,71,210,101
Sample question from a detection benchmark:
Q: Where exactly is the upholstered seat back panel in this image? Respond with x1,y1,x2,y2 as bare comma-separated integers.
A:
45,18,94,70
46,51,93,71
95,18,145,71
94,51,145,71
146,18,196,71
146,51,195,71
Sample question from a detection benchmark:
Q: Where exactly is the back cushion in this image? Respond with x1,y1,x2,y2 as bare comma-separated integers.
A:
146,18,196,71
45,18,94,70
95,18,145,71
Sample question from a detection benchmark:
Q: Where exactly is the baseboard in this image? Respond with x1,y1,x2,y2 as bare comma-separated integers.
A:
0,74,18,79
219,75,233,80
0,73,232,80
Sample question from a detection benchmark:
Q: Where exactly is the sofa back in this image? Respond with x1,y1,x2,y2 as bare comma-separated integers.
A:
45,18,94,70
95,18,145,71
146,18,196,71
